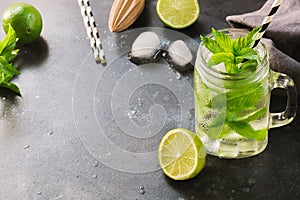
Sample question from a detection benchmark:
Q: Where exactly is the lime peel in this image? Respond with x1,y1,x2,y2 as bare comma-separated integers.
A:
156,0,200,29
158,128,206,180
2,2,43,44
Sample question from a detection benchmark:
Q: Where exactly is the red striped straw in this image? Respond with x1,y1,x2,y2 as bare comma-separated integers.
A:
254,0,283,47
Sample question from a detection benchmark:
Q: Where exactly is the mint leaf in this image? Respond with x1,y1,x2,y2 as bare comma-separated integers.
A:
0,81,21,96
226,85,264,112
212,28,233,52
239,59,258,72
236,47,260,60
0,25,21,95
228,121,267,141
245,27,261,48
200,27,262,74
233,27,261,53
0,57,20,76
226,62,241,73
0,58,21,96
207,52,234,67
0,25,19,62
233,36,245,53
200,35,224,54
207,107,268,141
218,124,233,139
240,107,267,123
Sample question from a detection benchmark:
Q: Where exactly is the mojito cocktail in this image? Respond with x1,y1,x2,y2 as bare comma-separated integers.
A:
195,28,270,158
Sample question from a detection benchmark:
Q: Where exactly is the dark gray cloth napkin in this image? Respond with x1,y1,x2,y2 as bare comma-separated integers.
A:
226,0,300,93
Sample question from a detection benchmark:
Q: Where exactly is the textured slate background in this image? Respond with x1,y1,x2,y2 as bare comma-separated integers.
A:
0,0,299,199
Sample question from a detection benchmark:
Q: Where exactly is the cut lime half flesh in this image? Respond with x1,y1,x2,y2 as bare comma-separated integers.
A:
158,128,206,180
156,0,200,29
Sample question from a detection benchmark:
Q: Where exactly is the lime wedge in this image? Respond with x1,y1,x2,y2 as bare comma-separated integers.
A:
158,128,206,180
156,0,200,29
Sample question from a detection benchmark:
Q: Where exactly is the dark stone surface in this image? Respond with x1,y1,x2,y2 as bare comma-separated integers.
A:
1,0,299,199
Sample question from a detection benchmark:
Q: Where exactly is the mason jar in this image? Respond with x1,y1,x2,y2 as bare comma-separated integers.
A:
194,28,297,158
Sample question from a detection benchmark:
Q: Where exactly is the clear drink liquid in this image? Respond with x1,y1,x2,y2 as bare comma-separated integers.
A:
194,66,269,158
194,28,272,158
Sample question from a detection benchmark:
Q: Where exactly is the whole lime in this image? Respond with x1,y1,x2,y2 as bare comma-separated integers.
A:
2,2,43,44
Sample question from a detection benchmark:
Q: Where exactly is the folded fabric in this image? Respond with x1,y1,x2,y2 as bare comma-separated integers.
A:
226,0,300,94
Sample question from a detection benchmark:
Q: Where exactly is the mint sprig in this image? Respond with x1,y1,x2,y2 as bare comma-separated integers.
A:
200,27,262,73
0,25,21,96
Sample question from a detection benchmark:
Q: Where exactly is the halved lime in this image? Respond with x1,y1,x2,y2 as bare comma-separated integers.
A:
156,0,200,29
158,128,206,180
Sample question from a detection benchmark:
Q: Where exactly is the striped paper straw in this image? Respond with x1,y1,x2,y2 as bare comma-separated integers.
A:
254,0,283,47
78,0,106,64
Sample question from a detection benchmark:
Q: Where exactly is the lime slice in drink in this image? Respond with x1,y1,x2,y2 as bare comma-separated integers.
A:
158,128,206,180
156,0,200,29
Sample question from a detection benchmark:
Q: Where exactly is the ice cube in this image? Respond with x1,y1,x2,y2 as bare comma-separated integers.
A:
129,31,161,65
167,40,193,71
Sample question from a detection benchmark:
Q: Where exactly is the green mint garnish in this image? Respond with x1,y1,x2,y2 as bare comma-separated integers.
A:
0,25,21,95
200,27,262,73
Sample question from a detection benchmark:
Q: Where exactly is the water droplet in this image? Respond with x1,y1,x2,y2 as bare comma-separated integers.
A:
175,72,181,80
93,161,99,167
23,145,30,149
92,174,97,179
152,91,159,98
47,131,54,135
248,177,256,186
242,187,250,193
139,189,145,195
125,109,139,119
96,192,101,196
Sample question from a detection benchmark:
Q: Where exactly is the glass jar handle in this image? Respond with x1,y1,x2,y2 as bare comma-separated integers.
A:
270,72,297,128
